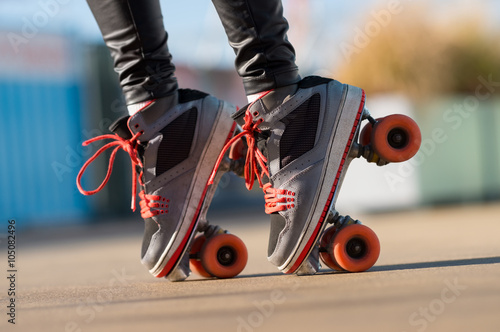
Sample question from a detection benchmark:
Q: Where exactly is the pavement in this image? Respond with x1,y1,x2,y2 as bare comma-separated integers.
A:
2,203,500,332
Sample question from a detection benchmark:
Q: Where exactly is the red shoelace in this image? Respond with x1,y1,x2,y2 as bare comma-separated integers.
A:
76,132,144,211
78,91,290,217
209,91,295,214
139,191,169,219
208,108,269,191
263,183,296,214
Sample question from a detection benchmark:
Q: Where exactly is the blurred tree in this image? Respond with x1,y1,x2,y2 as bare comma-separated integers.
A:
335,3,500,100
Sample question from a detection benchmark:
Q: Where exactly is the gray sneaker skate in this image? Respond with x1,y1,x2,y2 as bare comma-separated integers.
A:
216,76,420,275
77,89,248,281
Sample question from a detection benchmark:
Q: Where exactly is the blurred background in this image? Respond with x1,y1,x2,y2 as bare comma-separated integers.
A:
1,0,499,229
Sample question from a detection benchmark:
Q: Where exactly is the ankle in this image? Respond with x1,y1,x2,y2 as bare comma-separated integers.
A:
247,84,298,112
247,91,270,104
128,91,178,126
127,100,155,116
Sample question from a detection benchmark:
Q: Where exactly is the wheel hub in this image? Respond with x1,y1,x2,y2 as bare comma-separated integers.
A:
387,128,408,149
346,237,367,259
217,246,236,266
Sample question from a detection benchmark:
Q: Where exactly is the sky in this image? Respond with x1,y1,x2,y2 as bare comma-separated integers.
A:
0,0,499,73
0,0,355,71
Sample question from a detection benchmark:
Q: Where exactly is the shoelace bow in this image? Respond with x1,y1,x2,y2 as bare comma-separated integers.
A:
208,108,269,191
209,91,295,215
209,91,298,214
76,132,144,211
209,112,292,215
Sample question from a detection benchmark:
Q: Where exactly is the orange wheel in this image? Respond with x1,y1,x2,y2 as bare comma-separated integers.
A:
372,114,421,162
189,235,213,278
359,117,383,146
200,233,248,279
332,224,380,272
319,227,343,271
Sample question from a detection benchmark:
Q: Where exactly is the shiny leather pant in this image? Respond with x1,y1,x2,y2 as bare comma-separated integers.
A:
87,0,300,104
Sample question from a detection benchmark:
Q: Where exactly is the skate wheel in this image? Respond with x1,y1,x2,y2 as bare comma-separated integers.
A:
200,233,248,278
229,138,246,160
371,114,421,162
319,227,343,271
359,117,383,146
189,235,213,278
331,224,380,272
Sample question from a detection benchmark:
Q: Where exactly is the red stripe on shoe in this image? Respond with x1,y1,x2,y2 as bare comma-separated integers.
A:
284,90,366,274
155,121,238,278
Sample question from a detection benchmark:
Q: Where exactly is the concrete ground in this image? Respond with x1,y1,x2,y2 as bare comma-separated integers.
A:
2,203,500,332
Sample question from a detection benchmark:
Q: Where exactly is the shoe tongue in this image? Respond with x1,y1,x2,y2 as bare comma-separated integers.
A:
231,100,268,127
231,104,248,126
109,115,132,139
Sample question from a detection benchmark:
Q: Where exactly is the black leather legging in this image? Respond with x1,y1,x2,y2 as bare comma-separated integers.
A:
87,0,300,104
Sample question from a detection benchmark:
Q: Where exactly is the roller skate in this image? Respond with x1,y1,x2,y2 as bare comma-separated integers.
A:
212,76,421,275
77,89,248,281
318,109,420,273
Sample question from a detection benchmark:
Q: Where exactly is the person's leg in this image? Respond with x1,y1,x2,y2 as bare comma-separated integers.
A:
210,0,380,275
211,0,301,98
80,0,245,281
86,0,177,105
